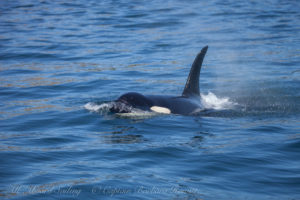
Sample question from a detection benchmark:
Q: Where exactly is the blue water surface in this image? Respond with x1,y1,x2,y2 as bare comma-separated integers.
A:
0,0,300,199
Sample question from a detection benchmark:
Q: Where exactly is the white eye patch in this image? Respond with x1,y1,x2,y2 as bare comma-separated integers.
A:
150,106,171,114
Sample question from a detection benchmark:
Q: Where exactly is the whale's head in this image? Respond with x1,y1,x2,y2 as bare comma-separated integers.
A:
110,92,153,113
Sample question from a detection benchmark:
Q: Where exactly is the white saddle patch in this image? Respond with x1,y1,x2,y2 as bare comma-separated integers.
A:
150,106,171,114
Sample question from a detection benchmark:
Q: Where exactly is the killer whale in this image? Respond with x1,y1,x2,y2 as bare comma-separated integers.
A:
110,46,208,115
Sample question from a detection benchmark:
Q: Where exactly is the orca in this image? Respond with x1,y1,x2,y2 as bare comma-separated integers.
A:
110,46,208,115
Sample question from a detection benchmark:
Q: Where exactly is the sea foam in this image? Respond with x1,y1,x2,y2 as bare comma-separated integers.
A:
201,92,237,110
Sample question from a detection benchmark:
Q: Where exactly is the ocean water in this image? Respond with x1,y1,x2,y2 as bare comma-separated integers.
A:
0,0,300,199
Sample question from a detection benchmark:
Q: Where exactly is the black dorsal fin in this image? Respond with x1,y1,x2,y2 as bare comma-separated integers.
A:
182,46,208,97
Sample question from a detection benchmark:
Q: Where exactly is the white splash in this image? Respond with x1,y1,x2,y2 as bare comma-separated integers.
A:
84,102,161,119
84,102,111,113
201,92,237,110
